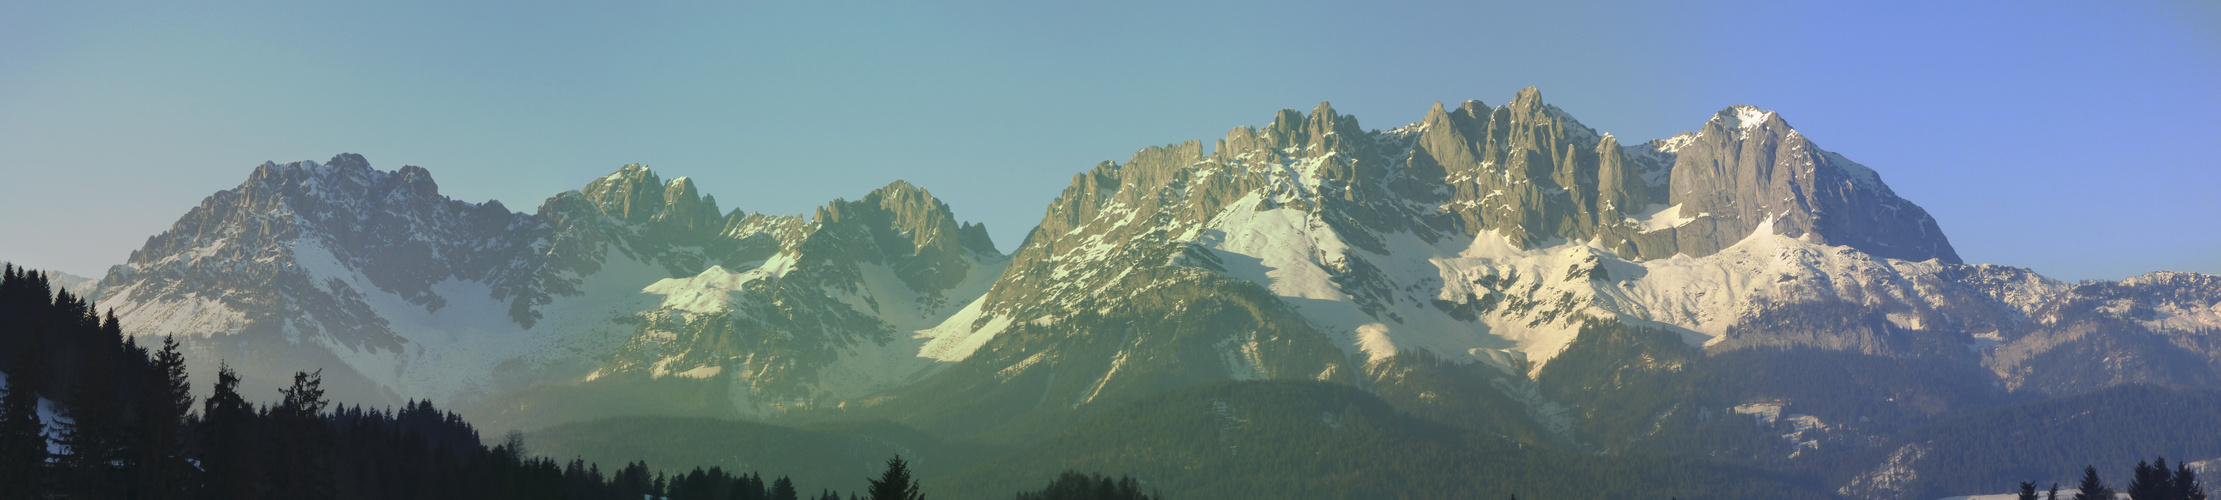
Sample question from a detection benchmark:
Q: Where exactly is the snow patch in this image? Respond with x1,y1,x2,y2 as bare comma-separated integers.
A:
672,365,723,379
1354,324,1397,364
916,297,1013,362
1885,312,1925,330
1626,204,1695,233
1721,105,1775,137
642,265,761,315
999,351,1051,381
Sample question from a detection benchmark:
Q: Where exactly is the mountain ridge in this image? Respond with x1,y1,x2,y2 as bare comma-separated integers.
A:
48,90,2221,500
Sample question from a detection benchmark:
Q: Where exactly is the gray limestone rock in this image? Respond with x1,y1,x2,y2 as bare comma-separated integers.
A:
1664,106,1960,263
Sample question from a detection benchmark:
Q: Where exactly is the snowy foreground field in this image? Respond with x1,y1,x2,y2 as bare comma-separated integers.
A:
1936,492,2126,500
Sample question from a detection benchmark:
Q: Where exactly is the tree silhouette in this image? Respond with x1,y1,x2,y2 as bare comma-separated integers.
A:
866,456,923,500
2179,461,2209,500
0,334,47,500
134,335,194,499
2074,466,2115,500
772,475,798,500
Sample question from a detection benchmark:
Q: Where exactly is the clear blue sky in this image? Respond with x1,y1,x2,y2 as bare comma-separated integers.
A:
2,1,2215,282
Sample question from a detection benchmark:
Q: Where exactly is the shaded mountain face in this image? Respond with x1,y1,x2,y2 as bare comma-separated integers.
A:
74,89,2221,465
92,154,1003,412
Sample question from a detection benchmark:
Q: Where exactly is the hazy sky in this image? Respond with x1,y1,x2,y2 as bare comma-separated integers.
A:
3,1,2215,282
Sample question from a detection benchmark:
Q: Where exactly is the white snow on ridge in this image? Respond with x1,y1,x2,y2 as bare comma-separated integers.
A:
1724,105,1775,135
1655,132,1697,154
1736,106,1772,129
1186,198,2004,375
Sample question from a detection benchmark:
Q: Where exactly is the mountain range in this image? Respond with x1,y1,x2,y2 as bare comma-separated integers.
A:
44,87,2221,499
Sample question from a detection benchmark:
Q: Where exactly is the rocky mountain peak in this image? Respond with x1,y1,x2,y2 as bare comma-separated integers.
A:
1667,105,1960,263
238,153,437,204
1248,101,1365,158
817,180,989,255
581,164,718,225
805,180,1002,293
1508,86,1546,110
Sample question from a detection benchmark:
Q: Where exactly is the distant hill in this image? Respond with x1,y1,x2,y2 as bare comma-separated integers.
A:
932,380,1831,500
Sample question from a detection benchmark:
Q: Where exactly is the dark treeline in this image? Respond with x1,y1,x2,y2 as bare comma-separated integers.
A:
1893,383,2221,498
1011,472,1159,500
0,265,864,500
2015,457,2209,500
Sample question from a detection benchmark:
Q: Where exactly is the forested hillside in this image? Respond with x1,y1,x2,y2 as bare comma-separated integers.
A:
931,380,1832,500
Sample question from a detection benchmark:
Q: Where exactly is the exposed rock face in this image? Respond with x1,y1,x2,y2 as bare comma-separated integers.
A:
1666,106,1959,263
1408,89,1959,263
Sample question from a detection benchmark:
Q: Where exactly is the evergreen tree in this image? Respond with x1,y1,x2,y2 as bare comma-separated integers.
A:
772,476,798,500
731,472,765,500
2074,466,2115,500
56,316,129,500
0,338,48,500
2130,458,2170,500
2019,481,2038,500
866,455,924,500
199,363,261,500
1012,472,1157,500
134,335,196,499
277,369,328,417
270,370,334,500
2049,482,2061,500
2179,462,2209,500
